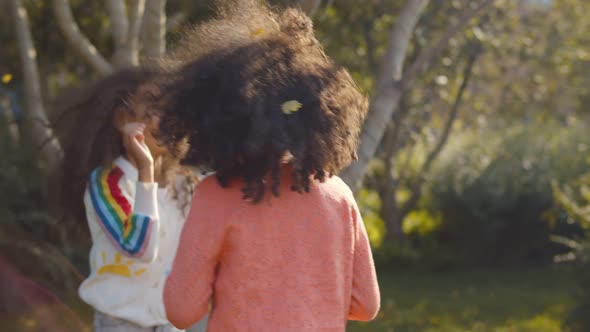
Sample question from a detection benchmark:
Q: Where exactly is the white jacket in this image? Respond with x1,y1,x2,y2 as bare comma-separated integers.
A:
79,157,205,327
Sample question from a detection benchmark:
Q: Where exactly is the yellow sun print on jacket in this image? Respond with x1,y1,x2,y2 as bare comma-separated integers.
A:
98,252,147,278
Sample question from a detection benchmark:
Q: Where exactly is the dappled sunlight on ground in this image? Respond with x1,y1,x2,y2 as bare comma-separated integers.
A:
348,267,575,332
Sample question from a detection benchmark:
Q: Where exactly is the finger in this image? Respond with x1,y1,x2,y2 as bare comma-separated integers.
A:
122,122,146,135
121,122,136,134
130,125,145,136
130,127,145,139
125,121,145,128
129,133,148,148
125,126,145,136
135,132,145,143
127,134,143,151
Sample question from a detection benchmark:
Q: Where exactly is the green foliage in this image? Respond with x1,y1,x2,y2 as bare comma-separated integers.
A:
355,179,459,270
373,239,462,272
372,242,421,269
426,122,589,264
552,172,590,332
0,121,50,232
0,122,82,298
553,175,590,230
561,241,590,332
403,209,441,237
0,1,112,93
313,0,403,93
356,188,386,248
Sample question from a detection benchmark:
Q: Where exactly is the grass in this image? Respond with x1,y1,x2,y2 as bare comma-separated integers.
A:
348,267,576,332
0,263,576,331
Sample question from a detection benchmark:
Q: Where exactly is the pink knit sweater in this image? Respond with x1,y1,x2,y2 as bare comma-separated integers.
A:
163,172,380,331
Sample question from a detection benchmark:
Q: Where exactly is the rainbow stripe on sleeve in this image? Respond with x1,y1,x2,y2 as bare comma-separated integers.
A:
88,165,153,257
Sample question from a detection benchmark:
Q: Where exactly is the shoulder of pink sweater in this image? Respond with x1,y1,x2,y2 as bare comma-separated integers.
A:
195,174,220,191
323,175,356,200
194,174,356,205
192,175,245,207
193,175,228,202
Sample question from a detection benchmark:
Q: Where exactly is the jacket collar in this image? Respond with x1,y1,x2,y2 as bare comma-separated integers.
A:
113,156,138,180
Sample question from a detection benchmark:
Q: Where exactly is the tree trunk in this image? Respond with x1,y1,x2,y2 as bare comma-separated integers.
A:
142,0,167,59
0,95,19,145
381,179,405,242
378,111,408,242
401,44,481,215
341,0,495,191
106,0,145,67
10,0,62,169
380,134,405,241
106,0,132,67
340,0,429,190
128,0,146,65
382,43,481,241
52,0,112,76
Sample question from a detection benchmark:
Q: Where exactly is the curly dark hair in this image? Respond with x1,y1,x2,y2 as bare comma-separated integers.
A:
57,67,190,224
158,7,368,202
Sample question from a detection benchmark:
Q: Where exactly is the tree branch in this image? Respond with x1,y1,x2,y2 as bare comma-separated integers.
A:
341,0,495,191
0,95,20,144
106,0,131,67
142,0,167,59
402,0,495,87
379,96,415,241
400,44,481,217
128,0,146,65
105,0,128,52
52,0,112,75
10,0,62,169
340,0,430,190
382,0,430,88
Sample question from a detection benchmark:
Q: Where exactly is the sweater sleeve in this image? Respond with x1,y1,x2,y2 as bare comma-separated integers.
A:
348,198,381,321
164,178,225,329
85,165,160,262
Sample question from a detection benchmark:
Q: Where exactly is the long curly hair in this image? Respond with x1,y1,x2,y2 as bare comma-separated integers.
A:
158,6,369,202
57,67,189,224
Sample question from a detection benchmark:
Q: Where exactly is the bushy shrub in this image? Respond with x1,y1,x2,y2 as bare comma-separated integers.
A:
559,239,590,332
0,121,84,297
552,173,590,332
356,188,386,249
426,122,587,264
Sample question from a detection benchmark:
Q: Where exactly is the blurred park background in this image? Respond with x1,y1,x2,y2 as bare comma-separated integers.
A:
1,0,590,331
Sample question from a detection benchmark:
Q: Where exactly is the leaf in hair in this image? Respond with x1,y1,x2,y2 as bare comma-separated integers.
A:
281,100,302,115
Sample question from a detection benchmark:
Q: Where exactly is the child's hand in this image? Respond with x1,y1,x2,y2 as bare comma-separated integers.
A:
122,123,154,182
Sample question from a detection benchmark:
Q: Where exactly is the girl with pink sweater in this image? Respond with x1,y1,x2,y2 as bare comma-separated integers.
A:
158,6,380,331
